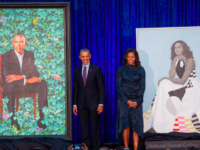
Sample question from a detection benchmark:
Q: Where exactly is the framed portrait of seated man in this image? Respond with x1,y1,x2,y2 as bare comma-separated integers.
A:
0,3,72,140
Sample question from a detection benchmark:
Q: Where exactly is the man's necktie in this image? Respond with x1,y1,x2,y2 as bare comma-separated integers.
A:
83,66,86,86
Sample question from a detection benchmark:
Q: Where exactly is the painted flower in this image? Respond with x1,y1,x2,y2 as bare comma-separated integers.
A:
35,127,43,132
37,65,43,69
54,75,60,81
54,110,61,114
3,113,9,120
33,18,39,24
24,112,29,115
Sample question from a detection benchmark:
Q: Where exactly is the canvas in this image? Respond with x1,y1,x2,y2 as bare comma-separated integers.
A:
0,4,71,139
137,27,200,133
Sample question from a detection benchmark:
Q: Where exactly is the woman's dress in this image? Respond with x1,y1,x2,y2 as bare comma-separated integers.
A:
116,65,145,139
144,60,200,133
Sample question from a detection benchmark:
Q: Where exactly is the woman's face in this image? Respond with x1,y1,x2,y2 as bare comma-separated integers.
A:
174,42,184,56
127,52,136,65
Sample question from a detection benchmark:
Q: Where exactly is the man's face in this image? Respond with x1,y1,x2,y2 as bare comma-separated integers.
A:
79,51,91,65
12,36,27,55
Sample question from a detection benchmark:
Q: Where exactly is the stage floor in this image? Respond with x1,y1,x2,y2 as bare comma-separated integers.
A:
0,132,199,150
0,137,72,150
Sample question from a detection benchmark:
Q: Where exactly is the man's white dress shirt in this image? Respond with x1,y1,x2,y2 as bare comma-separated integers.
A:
14,49,26,85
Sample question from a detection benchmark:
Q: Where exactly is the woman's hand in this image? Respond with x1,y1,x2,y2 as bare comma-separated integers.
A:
158,77,169,86
132,102,138,108
127,100,137,108
175,55,186,61
127,100,134,107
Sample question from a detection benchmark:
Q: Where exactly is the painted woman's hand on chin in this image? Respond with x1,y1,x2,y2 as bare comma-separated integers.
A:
176,55,186,61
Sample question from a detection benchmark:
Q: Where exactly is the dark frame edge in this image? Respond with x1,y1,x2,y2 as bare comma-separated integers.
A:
65,2,72,141
0,2,70,7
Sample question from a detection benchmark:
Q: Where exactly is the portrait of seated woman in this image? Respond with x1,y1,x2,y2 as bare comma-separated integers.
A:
144,40,200,133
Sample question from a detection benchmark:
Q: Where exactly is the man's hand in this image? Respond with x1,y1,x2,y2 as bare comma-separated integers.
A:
6,75,24,83
26,77,42,83
97,105,103,114
73,106,78,115
68,145,73,150
82,143,88,150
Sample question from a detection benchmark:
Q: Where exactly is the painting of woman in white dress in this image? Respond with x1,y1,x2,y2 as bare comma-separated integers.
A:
144,40,200,133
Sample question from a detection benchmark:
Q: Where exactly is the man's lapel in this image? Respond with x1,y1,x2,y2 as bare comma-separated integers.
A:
78,65,84,87
86,63,92,86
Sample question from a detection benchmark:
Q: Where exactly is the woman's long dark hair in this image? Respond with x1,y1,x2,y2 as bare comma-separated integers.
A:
123,48,141,67
171,40,194,60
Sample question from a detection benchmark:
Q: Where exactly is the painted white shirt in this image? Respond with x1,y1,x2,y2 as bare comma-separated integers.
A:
14,49,26,85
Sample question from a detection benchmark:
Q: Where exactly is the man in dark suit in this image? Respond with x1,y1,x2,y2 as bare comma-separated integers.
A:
2,33,48,130
73,49,105,150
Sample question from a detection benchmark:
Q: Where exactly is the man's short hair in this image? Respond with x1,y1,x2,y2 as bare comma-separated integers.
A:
13,33,26,42
80,48,91,55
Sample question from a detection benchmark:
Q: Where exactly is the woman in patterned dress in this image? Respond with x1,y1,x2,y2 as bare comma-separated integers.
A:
144,40,200,133
116,48,145,150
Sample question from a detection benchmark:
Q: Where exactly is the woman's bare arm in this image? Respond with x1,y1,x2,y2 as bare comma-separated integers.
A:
169,57,178,78
168,58,195,84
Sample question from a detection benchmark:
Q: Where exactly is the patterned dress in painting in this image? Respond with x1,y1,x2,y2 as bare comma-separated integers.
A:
116,65,145,139
144,60,200,133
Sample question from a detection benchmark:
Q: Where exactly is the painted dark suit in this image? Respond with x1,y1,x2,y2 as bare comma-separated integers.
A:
73,63,105,150
2,49,48,127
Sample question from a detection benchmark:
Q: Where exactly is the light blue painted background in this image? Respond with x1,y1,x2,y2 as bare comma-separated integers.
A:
137,27,200,113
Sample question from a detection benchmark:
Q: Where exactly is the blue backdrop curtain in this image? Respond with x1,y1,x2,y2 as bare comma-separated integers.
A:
1,0,200,144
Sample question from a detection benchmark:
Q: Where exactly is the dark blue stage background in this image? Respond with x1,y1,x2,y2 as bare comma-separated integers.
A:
1,0,200,144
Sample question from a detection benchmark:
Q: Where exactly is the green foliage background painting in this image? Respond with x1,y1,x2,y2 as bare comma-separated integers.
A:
0,9,66,135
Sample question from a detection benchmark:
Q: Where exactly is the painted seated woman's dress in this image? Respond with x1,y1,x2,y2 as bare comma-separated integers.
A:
144,60,200,133
116,65,145,139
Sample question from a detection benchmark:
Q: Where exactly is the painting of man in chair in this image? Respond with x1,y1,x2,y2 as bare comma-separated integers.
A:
2,33,48,130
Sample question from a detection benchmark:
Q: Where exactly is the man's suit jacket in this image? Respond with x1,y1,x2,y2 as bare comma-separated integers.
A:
73,63,105,110
2,49,39,88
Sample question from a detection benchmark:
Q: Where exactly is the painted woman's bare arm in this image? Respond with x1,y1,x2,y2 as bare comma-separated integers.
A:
168,58,195,84
169,57,178,78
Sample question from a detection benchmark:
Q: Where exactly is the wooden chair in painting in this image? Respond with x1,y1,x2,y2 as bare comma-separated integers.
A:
0,54,37,124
